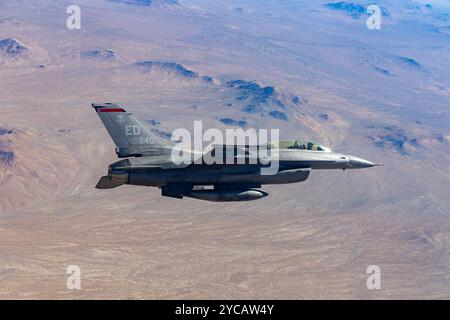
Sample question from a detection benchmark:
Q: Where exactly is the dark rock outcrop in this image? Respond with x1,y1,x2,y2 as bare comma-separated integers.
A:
81,49,122,61
151,128,172,139
134,61,213,82
0,128,13,135
0,38,27,58
0,151,14,166
394,56,425,72
242,104,258,114
219,118,247,127
201,76,214,83
226,79,290,114
374,67,391,76
324,2,389,19
227,80,279,104
146,119,161,126
269,110,288,121
368,125,420,156
324,2,366,18
225,79,301,121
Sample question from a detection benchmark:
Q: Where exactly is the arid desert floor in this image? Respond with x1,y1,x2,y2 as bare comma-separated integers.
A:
0,0,449,299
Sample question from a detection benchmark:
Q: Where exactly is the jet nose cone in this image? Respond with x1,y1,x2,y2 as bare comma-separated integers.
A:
349,156,377,169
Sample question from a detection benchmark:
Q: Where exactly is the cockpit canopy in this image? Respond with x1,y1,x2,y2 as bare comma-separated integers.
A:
271,140,331,152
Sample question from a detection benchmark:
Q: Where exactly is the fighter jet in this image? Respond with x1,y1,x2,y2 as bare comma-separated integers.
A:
92,103,377,202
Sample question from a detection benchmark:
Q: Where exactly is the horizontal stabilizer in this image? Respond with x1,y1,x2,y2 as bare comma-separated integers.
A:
95,176,123,189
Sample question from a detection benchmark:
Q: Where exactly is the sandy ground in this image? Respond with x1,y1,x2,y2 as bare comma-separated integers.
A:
0,0,449,299
2,192,450,299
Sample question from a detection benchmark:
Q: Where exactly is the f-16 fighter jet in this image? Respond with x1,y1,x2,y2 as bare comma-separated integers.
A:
93,103,377,202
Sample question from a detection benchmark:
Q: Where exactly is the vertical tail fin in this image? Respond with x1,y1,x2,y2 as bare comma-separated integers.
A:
92,103,172,158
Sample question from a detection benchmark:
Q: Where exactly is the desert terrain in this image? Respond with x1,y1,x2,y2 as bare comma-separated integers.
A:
0,0,449,299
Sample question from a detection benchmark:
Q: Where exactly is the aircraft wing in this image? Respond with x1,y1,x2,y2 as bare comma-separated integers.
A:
118,155,191,170
202,144,267,163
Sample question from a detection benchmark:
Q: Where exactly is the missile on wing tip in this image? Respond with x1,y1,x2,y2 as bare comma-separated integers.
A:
186,189,268,202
